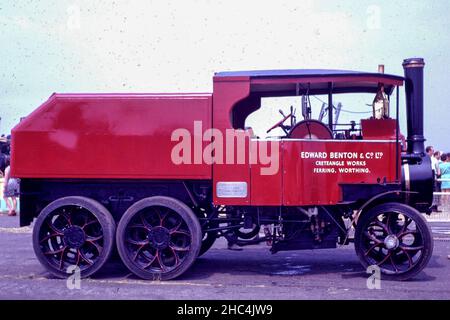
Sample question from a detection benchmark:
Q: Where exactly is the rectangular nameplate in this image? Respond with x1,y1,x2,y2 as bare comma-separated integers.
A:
216,182,248,198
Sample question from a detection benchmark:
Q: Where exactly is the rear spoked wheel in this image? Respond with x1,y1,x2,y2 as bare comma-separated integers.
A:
33,196,116,278
116,196,202,280
355,202,433,281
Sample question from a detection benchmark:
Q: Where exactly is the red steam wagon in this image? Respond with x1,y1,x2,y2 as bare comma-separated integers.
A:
12,58,433,280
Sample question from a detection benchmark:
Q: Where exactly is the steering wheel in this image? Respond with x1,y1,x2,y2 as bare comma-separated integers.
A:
266,112,293,134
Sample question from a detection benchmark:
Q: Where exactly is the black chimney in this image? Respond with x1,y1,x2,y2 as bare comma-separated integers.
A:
403,58,425,154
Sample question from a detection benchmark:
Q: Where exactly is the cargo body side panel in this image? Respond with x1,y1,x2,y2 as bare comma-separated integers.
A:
11,94,212,179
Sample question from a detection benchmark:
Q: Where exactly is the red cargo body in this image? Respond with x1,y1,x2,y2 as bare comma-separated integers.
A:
11,93,212,179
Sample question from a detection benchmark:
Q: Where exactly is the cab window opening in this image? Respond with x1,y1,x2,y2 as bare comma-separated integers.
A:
230,87,400,141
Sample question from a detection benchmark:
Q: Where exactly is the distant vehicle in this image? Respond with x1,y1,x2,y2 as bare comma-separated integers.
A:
12,58,433,280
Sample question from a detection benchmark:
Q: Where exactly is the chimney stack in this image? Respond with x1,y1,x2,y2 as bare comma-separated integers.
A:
403,58,425,154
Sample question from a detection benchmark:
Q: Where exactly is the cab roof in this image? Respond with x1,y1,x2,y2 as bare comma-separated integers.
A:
215,68,403,80
214,69,404,95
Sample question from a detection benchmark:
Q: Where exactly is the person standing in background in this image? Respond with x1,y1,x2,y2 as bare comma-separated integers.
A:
439,153,450,215
2,157,20,216
434,151,442,191
426,146,440,177
426,146,441,212
0,151,6,176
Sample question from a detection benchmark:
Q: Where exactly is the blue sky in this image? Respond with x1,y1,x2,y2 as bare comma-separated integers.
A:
0,0,449,150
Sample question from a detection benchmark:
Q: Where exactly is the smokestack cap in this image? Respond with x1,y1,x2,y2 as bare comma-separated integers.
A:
403,58,425,68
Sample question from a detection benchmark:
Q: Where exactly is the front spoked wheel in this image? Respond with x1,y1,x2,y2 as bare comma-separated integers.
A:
116,196,202,280
355,202,433,281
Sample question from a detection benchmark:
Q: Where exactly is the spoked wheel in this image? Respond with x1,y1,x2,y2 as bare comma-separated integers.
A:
116,196,202,280
355,202,433,281
33,196,116,278
235,224,260,240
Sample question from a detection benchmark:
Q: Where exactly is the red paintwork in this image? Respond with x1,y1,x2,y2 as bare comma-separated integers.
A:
12,93,212,179
12,70,404,207
361,118,397,140
250,140,283,205
248,139,399,206
212,79,251,205
281,140,399,205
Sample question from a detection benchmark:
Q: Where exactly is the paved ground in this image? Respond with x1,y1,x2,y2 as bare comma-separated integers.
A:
0,211,450,300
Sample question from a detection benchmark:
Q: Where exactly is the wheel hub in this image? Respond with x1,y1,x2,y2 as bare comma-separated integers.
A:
384,234,399,250
63,226,86,248
148,227,170,249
